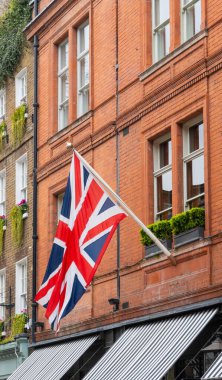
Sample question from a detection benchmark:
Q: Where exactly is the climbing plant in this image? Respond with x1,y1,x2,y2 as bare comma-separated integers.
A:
0,119,6,151
0,0,31,88
10,205,23,247
11,104,26,146
11,313,28,336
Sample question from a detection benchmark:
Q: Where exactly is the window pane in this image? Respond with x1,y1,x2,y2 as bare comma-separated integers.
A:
60,72,69,102
185,0,201,39
165,23,170,55
60,102,69,129
187,155,204,199
194,0,201,34
189,123,204,153
157,170,172,213
160,139,172,167
0,177,3,203
81,89,89,115
80,55,89,88
156,23,170,60
186,5,195,39
79,24,89,53
60,42,68,70
155,0,169,26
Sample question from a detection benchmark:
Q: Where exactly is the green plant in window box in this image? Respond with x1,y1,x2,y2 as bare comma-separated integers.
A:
0,215,6,256
170,207,205,235
11,313,28,337
10,201,28,247
11,104,27,146
140,219,172,247
0,119,7,151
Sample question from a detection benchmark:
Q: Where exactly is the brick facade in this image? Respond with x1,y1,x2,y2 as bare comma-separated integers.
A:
0,44,33,331
26,0,222,342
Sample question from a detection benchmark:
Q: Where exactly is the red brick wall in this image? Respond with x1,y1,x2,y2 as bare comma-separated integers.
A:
26,0,222,339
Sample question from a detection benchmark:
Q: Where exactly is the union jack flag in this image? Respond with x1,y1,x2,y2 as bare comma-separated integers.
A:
35,151,127,331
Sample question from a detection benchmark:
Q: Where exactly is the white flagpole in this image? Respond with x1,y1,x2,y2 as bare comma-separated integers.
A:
74,149,176,266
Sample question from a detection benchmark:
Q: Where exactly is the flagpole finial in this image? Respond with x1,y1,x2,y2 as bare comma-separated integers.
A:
66,141,73,149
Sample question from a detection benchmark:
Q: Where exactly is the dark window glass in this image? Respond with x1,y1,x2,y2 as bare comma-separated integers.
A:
160,139,172,168
189,122,204,153
157,170,172,218
187,154,204,208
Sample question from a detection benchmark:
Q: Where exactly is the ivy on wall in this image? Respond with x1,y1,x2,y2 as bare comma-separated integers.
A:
0,0,31,88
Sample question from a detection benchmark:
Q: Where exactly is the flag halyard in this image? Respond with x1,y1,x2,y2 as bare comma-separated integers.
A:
35,151,127,331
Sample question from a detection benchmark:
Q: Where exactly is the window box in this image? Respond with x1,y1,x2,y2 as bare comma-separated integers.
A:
174,226,204,248
145,239,172,258
22,212,28,219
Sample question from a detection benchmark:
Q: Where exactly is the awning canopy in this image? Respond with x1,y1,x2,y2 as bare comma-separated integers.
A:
83,309,217,380
8,335,98,380
202,352,222,379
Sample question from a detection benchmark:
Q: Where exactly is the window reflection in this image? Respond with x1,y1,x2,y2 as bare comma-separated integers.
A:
189,122,204,153
157,170,172,219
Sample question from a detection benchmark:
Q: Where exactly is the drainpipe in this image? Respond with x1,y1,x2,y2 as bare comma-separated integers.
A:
31,0,39,344
115,0,120,306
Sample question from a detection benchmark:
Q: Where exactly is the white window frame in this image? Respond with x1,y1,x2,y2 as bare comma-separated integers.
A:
16,153,27,204
181,0,201,42
57,193,64,221
15,68,27,107
0,169,6,217
153,133,172,220
77,20,89,117
0,268,6,320
58,39,69,131
15,258,27,314
183,115,204,209
0,89,6,120
152,0,170,62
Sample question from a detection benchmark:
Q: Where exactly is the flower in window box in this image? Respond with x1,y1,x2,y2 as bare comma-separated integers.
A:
17,199,28,218
0,215,6,256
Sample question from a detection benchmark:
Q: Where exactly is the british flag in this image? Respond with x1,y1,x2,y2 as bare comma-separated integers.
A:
35,151,127,331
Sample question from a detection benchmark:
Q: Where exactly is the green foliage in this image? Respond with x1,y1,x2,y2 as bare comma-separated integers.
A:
0,337,14,345
11,313,28,337
0,119,6,151
10,205,23,247
140,220,172,247
0,0,31,88
11,104,26,146
170,207,205,235
0,313,28,344
0,320,3,335
0,218,5,256
140,208,205,246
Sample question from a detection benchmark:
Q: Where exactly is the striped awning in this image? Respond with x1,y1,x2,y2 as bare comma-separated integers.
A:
202,352,222,379
8,335,97,380
84,309,217,380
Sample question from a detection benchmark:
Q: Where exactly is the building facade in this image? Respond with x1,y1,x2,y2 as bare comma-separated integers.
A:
0,1,34,378
20,0,222,379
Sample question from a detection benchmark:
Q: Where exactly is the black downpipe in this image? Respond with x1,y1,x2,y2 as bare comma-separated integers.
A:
32,0,39,344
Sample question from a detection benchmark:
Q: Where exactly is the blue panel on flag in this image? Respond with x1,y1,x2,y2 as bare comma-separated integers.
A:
60,275,85,320
84,232,110,262
99,197,115,215
83,166,89,188
61,175,71,219
42,244,64,283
